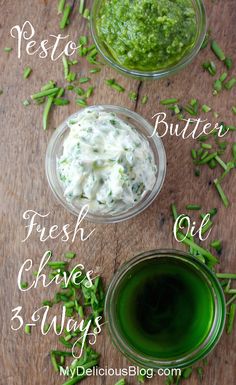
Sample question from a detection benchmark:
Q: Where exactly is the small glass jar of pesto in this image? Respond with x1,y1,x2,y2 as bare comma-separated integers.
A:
91,0,207,79
105,250,226,369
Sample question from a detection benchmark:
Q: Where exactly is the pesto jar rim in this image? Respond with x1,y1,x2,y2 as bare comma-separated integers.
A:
105,249,226,369
91,0,207,80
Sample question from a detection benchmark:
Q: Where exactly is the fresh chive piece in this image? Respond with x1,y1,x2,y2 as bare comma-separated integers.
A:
214,179,229,207
48,261,67,268
227,304,236,334
232,143,236,160
75,87,85,96
76,98,87,106
182,368,193,379
199,152,218,165
211,40,226,61
4,47,13,52
171,204,178,221
105,79,125,93
210,240,222,253
141,95,148,105
57,87,65,98
191,149,197,160
24,324,31,335
114,380,126,385
79,0,85,14
23,67,32,79
217,273,236,279
60,4,71,29
89,68,101,74
219,72,228,82
129,91,138,102
177,232,219,266
202,104,211,113
208,158,216,169
160,98,178,105
209,208,217,217
197,367,204,382
215,155,228,170
62,55,69,79
226,294,236,307
232,106,236,115
43,96,54,130
224,77,236,90
83,8,90,19
224,57,233,70
184,105,197,116
41,80,56,91
31,88,59,100
201,219,213,235
79,77,90,84
58,0,66,14
54,98,69,106
186,204,201,211
23,99,30,106
201,32,209,49
85,86,94,98
20,282,28,289
213,79,222,93
50,352,59,372
202,61,216,76
201,143,212,150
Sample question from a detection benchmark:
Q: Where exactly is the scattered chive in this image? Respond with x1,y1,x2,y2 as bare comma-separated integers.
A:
58,0,66,14
114,380,126,385
20,282,28,289
211,40,226,61
219,72,228,82
160,98,178,105
85,86,94,98
224,77,236,90
105,79,125,93
186,204,201,211
202,104,211,113
50,352,59,372
4,47,13,52
141,95,148,105
171,203,178,221
129,91,138,102
208,158,217,169
199,152,217,165
65,252,76,259
62,55,69,79
31,88,59,100
79,77,90,84
83,8,90,19
232,143,236,160
216,273,236,279
214,179,229,207
41,80,56,91
76,98,87,107
23,67,32,79
24,324,31,335
43,96,54,130
191,149,197,160
53,98,69,106
226,294,236,307
201,143,212,150
215,155,228,170
227,304,236,334
202,61,216,76
79,0,85,14
60,4,71,29
182,368,193,379
224,57,233,70
213,79,222,93
210,240,222,253
197,367,204,382
89,68,101,74
232,107,236,115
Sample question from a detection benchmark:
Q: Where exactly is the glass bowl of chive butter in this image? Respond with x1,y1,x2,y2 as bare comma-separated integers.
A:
91,0,207,79
105,249,226,369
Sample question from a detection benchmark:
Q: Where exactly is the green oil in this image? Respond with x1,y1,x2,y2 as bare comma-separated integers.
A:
115,256,215,360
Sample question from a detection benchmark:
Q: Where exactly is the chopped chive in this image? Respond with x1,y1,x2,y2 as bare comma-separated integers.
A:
62,55,69,79
54,98,69,106
214,179,229,207
227,304,236,334
31,88,59,100
211,40,225,61
65,252,76,259
85,86,94,98
224,77,236,90
58,0,66,14
48,261,67,268
219,72,228,82
201,219,213,235
129,91,138,102
141,95,148,105
201,143,212,150
79,0,85,14
208,158,217,169
50,352,59,372
79,77,90,84
41,80,56,91
114,380,126,385
216,273,236,279
210,240,222,253
83,8,90,19
184,105,197,116
202,104,211,113
171,203,178,221
4,47,13,52
23,67,32,79
20,282,28,289
182,368,193,379
76,98,87,106
213,79,222,93
57,87,65,98
209,207,217,217
215,155,228,170
105,79,125,93
201,32,209,49
75,87,85,96
186,204,201,211
224,57,233,70
232,143,236,160
199,152,217,165
43,96,54,130
67,72,76,83
23,99,30,107
202,61,216,76
24,324,31,335
232,106,236,115
191,149,197,159
160,98,178,105
197,367,204,382
60,4,71,29
226,294,236,307
89,68,101,74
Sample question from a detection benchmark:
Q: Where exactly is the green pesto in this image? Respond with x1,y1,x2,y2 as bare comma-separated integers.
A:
96,0,197,71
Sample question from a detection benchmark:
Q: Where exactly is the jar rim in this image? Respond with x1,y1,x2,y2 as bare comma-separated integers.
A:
105,249,226,369
90,0,207,79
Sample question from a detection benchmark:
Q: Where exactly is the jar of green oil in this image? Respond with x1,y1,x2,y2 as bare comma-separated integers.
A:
105,250,226,369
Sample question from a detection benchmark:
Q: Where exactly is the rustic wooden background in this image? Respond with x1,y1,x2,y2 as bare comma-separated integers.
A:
0,0,235,384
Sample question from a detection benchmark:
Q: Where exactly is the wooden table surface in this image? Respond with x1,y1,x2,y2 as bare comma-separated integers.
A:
0,0,235,384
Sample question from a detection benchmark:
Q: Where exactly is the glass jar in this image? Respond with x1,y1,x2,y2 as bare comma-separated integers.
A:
91,0,207,80
105,249,226,369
